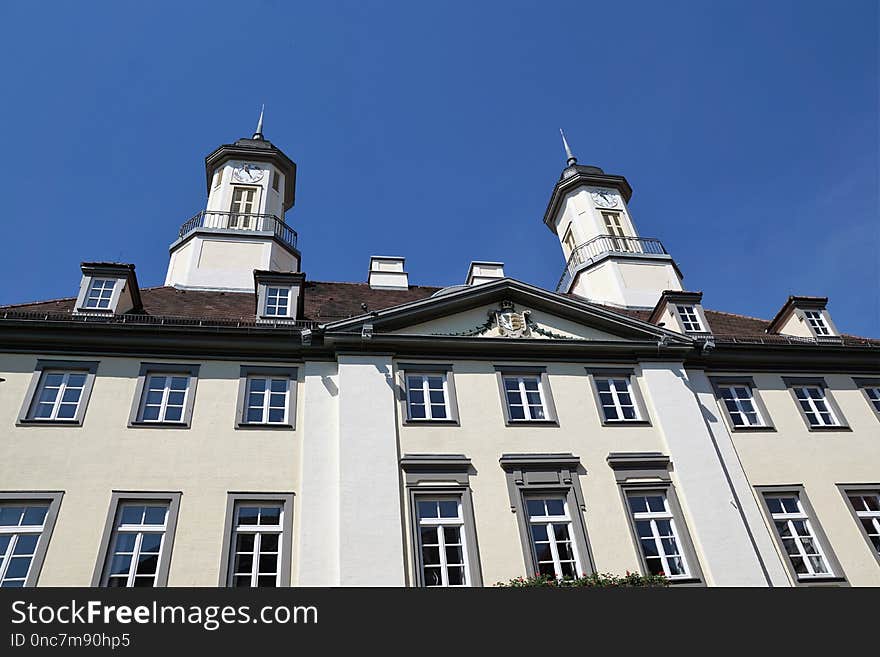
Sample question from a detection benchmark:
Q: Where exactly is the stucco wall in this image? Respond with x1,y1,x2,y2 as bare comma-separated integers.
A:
0,353,302,587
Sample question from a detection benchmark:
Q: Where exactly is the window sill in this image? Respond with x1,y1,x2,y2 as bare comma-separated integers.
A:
666,577,704,587
128,421,190,429
404,419,460,426
602,419,651,427
17,419,83,427
795,575,848,587
728,425,777,433
505,419,559,427
235,423,294,430
805,425,852,432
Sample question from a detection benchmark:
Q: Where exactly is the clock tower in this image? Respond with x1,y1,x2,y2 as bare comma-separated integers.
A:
543,133,683,308
165,110,300,292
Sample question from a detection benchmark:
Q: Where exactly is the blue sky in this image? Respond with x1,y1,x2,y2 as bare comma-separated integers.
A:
0,1,876,335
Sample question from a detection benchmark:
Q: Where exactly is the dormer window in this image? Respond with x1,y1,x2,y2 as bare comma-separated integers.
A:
254,271,304,322
264,287,291,317
84,279,116,310
676,305,703,333
803,310,830,336
74,263,141,315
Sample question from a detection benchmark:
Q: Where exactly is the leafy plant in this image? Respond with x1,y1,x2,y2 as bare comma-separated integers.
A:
494,571,669,588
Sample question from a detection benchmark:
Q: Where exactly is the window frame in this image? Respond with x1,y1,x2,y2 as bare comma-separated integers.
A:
853,378,880,423
235,366,298,429
755,485,846,586
401,455,482,588
585,368,651,426
500,453,594,579
782,377,849,431
0,492,64,588
494,366,558,426
673,304,706,333
838,484,880,568
398,363,460,425
75,276,124,313
91,491,181,587
708,376,775,432
17,360,99,427
128,363,200,429
608,453,704,586
218,493,295,587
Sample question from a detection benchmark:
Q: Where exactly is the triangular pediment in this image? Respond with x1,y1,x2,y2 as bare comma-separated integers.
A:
322,279,691,345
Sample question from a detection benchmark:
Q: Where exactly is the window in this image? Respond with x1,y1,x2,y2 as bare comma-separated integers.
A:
236,366,297,429
271,171,280,192
93,493,181,588
402,455,482,587
416,498,470,586
783,378,847,431
587,368,650,426
245,377,289,424
219,495,294,587
626,492,690,579
0,494,63,588
602,211,630,251
84,279,116,309
526,496,582,578
230,187,258,228
853,378,880,420
562,226,578,258
213,168,223,187
18,360,99,426
129,363,199,428
139,374,190,423
264,287,290,317
500,454,594,579
595,377,639,422
406,373,449,420
844,490,880,557
803,310,830,336
763,493,833,580
709,377,774,431
676,305,703,332
608,453,703,585
29,371,87,421
503,375,546,421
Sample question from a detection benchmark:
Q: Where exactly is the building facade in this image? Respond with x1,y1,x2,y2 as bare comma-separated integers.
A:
1,124,878,588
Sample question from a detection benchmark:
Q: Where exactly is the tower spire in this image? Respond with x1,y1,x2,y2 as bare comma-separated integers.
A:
559,128,577,167
253,104,265,140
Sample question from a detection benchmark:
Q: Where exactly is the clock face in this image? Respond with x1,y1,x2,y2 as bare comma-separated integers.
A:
591,189,618,208
232,163,264,184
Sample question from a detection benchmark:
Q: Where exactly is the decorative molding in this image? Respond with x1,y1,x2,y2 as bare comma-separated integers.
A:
432,300,575,340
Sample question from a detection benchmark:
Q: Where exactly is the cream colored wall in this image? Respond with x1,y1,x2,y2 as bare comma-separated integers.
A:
776,311,814,338
396,360,673,585
391,304,626,341
0,353,302,587
720,372,880,585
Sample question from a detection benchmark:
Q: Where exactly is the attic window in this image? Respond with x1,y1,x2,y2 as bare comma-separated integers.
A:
803,310,830,336
84,279,116,310
676,305,703,333
264,287,291,317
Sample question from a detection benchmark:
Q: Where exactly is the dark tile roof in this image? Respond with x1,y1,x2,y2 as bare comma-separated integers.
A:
2,282,877,345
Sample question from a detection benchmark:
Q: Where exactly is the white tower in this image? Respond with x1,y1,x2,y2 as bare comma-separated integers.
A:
165,110,300,291
544,132,683,308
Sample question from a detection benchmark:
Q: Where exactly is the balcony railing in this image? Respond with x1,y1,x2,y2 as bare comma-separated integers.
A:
556,234,668,292
178,210,298,251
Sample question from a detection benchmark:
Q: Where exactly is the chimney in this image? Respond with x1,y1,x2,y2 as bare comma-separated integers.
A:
465,261,505,286
368,256,409,290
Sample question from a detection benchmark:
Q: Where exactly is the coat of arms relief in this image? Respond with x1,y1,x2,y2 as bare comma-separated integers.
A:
434,300,573,340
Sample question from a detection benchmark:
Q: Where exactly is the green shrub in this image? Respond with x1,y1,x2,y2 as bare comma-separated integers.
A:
494,571,669,588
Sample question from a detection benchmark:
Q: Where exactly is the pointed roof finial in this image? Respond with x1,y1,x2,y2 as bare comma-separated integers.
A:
253,104,265,139
559,128,577,167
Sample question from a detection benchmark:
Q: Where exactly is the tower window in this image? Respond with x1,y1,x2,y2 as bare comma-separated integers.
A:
213,169,223,187
271,171,280,192
230,187,258,228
